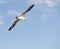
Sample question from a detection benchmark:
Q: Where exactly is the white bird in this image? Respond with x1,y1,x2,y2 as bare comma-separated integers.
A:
8,4,34,31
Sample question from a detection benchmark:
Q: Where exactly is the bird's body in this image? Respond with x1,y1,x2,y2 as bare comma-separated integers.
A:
17,16,26,20
8,4,34,31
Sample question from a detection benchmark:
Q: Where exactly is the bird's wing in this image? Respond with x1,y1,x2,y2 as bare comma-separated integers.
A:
21,4,34,16
8,19,20,31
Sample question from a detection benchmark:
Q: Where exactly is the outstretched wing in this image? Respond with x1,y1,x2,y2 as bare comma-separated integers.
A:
8,19,20,31
21,4,34,16
8,4,34,31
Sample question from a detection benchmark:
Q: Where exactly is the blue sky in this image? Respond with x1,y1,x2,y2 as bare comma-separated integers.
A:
0,0,60,49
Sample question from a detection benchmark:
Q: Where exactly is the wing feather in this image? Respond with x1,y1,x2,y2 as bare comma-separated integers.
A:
21,4,34,16
8,19,20,31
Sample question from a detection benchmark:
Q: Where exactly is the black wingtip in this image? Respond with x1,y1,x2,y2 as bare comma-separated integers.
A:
31,4,34,7
8,28,11,31
8,27,13,31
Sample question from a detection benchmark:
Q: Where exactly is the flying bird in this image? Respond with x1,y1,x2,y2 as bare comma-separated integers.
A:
8,4,34,31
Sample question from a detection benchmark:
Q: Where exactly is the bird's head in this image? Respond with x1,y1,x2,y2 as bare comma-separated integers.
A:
16,16,19,18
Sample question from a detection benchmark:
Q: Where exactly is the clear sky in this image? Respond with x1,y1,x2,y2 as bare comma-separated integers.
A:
0,0,60,49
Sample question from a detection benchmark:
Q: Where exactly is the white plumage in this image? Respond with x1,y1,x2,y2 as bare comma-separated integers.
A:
17,16,26,20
